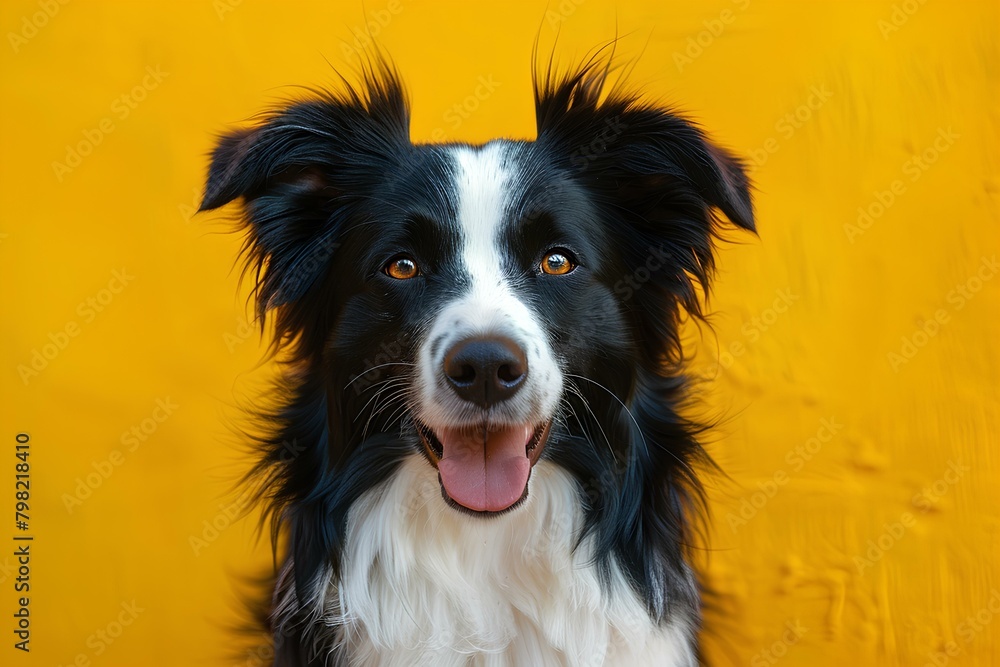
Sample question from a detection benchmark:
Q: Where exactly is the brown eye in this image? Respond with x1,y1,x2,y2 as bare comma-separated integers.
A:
385,256,419,280
540,250,576,276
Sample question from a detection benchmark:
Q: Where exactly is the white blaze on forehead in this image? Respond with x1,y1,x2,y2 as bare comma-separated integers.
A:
451,143,511,297
412,143,563,428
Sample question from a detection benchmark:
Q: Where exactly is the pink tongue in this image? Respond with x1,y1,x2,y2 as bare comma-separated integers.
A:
436,424,533,512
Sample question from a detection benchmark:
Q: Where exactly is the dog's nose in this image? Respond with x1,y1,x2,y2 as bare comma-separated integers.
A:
443,337,528,408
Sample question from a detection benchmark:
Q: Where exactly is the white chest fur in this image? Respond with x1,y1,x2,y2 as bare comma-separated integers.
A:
305,455,697,666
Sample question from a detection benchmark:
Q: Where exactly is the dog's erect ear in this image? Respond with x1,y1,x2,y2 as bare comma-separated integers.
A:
534,67,754,235
200,127,333,212
200,127,257,212
535,66,754,325
602,121,755,235
199,66,410,323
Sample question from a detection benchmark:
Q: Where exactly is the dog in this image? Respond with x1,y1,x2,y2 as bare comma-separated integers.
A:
200,54,754,666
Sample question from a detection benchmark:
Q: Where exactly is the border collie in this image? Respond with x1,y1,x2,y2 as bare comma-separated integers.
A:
201,54,754,666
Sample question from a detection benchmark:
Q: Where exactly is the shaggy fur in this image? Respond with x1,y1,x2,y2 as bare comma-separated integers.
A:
201,53,754,666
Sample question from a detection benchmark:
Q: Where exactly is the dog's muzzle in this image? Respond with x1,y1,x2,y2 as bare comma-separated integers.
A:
417,335,552,514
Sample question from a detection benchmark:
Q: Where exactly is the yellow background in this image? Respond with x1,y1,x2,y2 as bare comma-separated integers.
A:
2,1,997,665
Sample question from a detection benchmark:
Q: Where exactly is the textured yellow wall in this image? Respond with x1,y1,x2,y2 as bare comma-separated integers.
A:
2,1,997,665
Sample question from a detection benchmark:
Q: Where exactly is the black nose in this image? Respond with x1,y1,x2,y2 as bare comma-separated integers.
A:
443,337,528,408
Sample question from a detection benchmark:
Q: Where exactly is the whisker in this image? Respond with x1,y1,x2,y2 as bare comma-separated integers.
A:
564,380,618,466
361,386,412,441
565,373,695,475
354,378,407,422
344,362,416,390
380,393,419,429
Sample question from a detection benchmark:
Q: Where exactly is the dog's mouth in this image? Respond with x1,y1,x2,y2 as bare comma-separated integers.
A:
417,419,551,514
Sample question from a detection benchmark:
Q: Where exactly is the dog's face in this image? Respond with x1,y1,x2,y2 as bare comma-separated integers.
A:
344,141,627,513
201,65,753,520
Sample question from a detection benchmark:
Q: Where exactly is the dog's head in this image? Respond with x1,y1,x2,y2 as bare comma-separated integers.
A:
202,57,753,613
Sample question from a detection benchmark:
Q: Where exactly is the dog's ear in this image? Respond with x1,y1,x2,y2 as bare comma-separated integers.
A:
200,69,410,322
534,68,754,233
535,66,755,356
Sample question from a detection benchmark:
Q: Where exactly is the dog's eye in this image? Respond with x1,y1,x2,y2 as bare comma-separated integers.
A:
540,249,576,276
384,256,420,280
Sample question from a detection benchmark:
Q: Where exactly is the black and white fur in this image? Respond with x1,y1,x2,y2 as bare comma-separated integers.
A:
201,55,754,666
